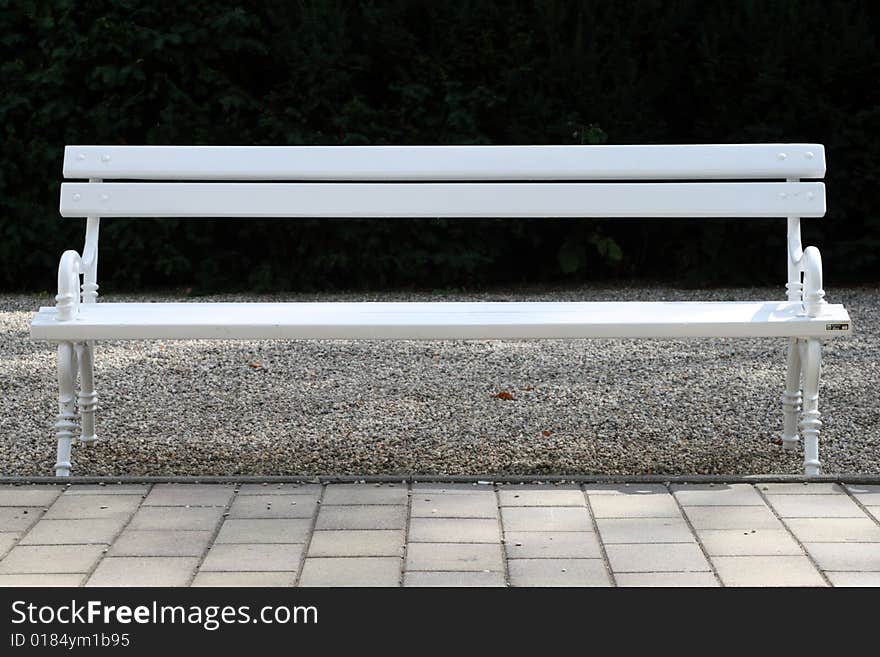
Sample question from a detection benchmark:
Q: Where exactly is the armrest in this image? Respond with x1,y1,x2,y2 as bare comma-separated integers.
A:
801,245,826,317
54,215,100,322
55,250,83,321
787,217,827,318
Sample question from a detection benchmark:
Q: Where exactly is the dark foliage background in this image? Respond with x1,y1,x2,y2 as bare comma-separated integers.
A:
1,0,878,292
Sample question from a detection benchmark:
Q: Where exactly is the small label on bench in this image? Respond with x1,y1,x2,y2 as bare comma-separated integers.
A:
825,323,849,331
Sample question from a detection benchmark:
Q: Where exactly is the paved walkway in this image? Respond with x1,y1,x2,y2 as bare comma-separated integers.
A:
0,482,878,586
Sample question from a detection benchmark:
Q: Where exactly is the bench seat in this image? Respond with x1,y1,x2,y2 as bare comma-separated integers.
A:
31,301,852,341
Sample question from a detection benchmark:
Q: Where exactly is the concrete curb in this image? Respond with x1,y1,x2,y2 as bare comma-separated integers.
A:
2,473,879,485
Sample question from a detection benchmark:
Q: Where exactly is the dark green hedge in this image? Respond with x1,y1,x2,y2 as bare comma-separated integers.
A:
2,0,878,292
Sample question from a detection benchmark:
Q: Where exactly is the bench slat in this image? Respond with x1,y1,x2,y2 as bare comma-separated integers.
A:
63,145,826,180
60,182,825,218
30,301,851,341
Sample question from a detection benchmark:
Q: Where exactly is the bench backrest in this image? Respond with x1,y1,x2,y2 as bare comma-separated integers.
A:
60,144,826,219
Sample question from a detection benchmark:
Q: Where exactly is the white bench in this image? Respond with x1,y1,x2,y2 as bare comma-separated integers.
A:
31,144,852,477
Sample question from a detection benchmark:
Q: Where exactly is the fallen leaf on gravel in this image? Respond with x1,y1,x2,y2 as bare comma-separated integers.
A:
248,361,263,369
542,430,552,437
492,391,514,400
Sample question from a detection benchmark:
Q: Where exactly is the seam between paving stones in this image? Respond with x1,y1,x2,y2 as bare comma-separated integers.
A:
0,485,66,562
185,484,240,587
666,483,724,587
752,484,833,587
0,487,64,572
0,513,40,562
400,484,413,587
493,485,511,587
839,484,880,530
0,532,18,561
78,483,153,586
581,485,617,587
293,483,326,588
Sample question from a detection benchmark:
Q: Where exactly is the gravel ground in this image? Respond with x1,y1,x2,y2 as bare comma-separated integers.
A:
1,285,877,477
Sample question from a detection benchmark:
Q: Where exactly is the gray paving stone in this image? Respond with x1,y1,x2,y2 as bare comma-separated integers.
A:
200,544,303,572
597,517,695,544
406,543,504,572
616,572,718,587
826,572,880,587
20,518,127,545
322,485,408,505
583,484,668,495
238,483,322,495
684,505,781,530
299,557,401,586
109,530,214,557
845,484,880,495
409,518,500,543
508,559,610,587
0,533,18,556
766,494,865,518
671,484,765,506
65,485,150,496
0,545,105,574
784,518,880,543
411,484,494,494
143,484,235,507
44,494,141,520
759,483,844,495
498,489,585,507
845,484,880,506
0,486,62,507
307,530,405,557
128,506,224,531
192,571,297,587
501,507,592,532
411,494,498,519
215,519,311,544
315,505,406,530
606,543,711,573
497,484,580,490
0,507,44,533
504,532,601,559
228,495,317,519
712,556,826,586
697,529,803,556
588,493,681,519
0,574,85,587
87,557,199,587
404,571,505,587
805,543,880,572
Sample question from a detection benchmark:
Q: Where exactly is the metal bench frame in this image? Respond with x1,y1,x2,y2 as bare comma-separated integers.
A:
31,144,852,476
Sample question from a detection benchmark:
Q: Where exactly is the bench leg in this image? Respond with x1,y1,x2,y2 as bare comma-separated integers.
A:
799,339,822,477
781,337,802,452
54,342,78,477
75,341,98,446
